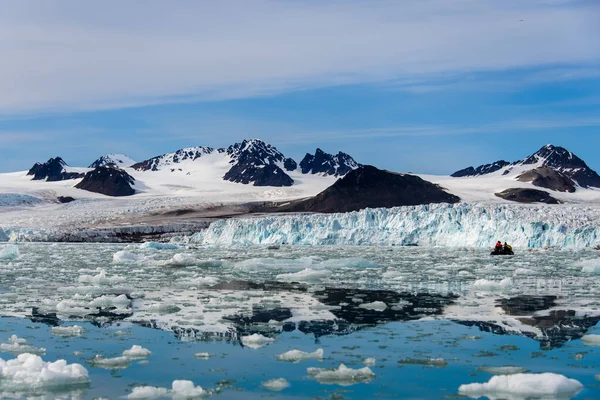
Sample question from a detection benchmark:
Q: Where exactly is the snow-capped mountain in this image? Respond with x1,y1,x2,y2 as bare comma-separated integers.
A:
300,148,360,177
26,157,84,181
451,144,600,189
132,139,299,187
89,154,136,169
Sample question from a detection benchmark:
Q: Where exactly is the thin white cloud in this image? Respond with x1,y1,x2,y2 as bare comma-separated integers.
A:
0,0,599,114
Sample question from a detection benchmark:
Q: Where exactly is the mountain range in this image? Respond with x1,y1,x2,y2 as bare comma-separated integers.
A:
4,141,600,211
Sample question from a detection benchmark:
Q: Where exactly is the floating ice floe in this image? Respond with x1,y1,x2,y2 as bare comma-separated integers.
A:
276,348,323,363
128,380,208,399
166,253,197,267
0,335,46,355
276,269,331,283
363,358,376,366
0,244,19,261
0,353,89,391
113,251,140,264
87,355,131,370
471,278,512,291
262,378,290,391
241,334,276,349
358,301,388,311
477,366,529,375
123,345,152,359
51,325,85,337
581,334,600,346
307,364,375,386
577,259,600,274
140,242,180,250
78,269,125,285
458,373,583,399
194,353,214,359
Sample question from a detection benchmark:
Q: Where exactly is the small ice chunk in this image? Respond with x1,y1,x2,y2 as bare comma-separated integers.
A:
581,334,600,346
113,251,139,263
398,357,447,368
458,373,583,399
167,253,197,267
89,294,130,308
307,363,375,386
471,278,512,291
241,334,276,349
0,335,46,355
123,345,152,359
358,301,387,311
140,242,179,250
363,358,376,366
88,355,131,369
477,366,528,375
262,378,290,391
276,268,332,283
194,353,214,359
0,353,89,391
276,349,323,362
577,259,600,274
0,244,19,260
51,325,85,337
78,269,124,285
171,380,208,398
128,386,170,399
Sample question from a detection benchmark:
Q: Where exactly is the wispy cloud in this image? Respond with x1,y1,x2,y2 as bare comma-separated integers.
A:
0,0,598,115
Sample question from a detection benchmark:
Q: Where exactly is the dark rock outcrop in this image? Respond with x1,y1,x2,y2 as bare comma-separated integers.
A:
75,166,136,197
451,160,510,178
132,146,215,171
495,188,560,204
27,157,84,181
57,196,75,204
90,154,135,169
516,167,576,192
223,163,293,187
300,148,359,176
271,165,460,213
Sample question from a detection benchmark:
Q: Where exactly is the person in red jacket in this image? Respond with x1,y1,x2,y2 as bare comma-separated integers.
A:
494,241,502,251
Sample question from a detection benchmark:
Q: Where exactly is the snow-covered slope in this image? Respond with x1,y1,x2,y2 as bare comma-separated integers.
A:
190,203,600,248
89,154,136,168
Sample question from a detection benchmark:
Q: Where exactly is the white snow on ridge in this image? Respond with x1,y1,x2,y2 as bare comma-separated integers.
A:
191,203,600,248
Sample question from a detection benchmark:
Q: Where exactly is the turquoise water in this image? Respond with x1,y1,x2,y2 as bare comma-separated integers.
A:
1,315,599,398
0,243,600,398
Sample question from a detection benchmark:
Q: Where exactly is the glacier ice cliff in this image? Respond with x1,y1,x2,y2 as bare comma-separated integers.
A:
190,203,600,248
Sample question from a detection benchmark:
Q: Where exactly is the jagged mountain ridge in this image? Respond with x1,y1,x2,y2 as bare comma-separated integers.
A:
130,139,357,187
452,144,600,190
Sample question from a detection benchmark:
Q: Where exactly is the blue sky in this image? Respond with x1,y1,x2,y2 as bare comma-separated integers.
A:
0,0,599,174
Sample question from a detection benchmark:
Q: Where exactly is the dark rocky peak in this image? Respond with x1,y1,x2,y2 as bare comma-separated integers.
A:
519,144,600,188
75,166,136,197
131,146,215,171
300,148,360,177
27,157,84,181
516,167,576,193
221,139,296,187
451,160,510,178
269,165,460,213
224,139,297,171
495,188,560,204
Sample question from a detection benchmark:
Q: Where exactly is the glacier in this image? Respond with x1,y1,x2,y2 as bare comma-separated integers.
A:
190,203,600,248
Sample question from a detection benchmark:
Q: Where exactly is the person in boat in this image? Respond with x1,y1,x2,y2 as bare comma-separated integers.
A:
503,242,513,254
494,241,502,252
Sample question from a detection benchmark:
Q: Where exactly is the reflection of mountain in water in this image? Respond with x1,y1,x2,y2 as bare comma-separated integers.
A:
453,295,600,349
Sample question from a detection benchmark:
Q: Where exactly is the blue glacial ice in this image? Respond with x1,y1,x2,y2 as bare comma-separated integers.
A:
190,203,600,248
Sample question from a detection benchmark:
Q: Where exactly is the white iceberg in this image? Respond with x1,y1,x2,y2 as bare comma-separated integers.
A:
241,334,276,349
358,301,388,311
87,355,131,370
581,334,600,346
262,378,290,391
113,251,139,263
276,348,323,363
140,242,180,250
0,335,46,355
0,353,89,391
123,345,152,359
128,380,208,399
307,363,375,386
51,325,86,337
458,373,583,400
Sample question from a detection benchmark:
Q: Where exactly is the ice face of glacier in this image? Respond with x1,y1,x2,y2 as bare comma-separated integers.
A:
191,203,600,248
